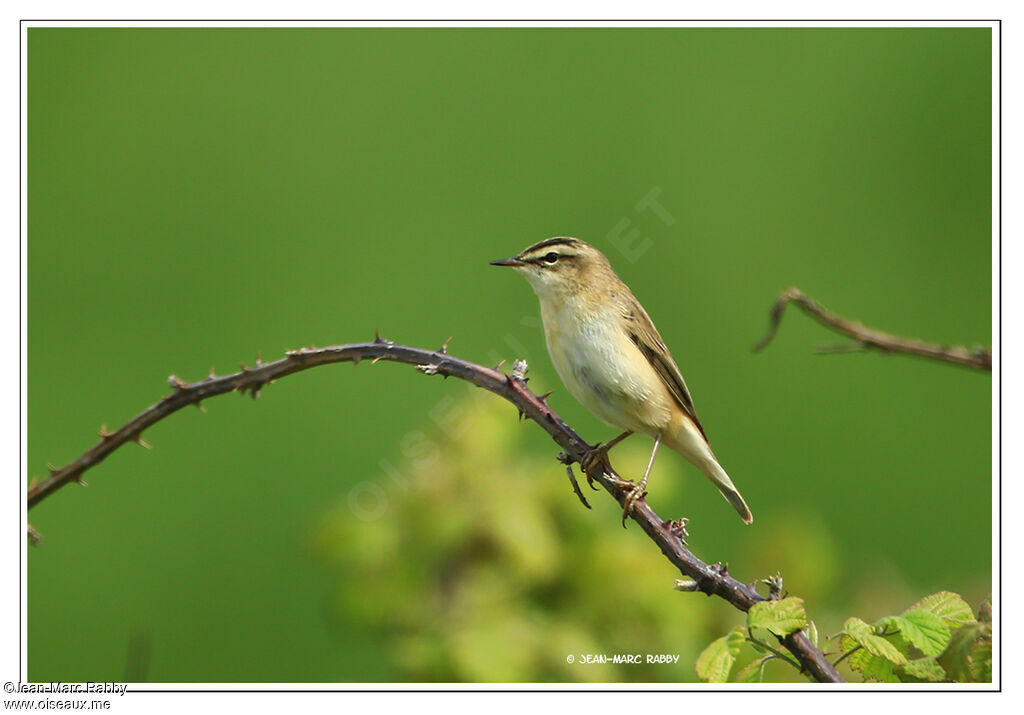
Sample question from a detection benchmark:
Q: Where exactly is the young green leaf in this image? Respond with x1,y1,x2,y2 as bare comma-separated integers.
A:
937,622,991,683
747,597,808,637
877,610,950,657
695,626,745,683
847,644,899,682
969,636,992,682
844,617,907,664
735,657,768,684
937,622,982,682
898,657,946,682
905,592,975,629
806,620,818,647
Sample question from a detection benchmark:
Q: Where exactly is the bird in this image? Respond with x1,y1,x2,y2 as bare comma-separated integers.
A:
490,237,752,524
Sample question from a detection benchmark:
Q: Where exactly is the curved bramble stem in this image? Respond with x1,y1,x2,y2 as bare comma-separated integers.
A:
28,337,844,683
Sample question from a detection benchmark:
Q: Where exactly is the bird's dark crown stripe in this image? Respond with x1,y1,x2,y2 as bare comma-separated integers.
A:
519,237,580,258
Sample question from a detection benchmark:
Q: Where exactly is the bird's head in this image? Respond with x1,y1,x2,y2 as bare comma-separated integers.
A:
489,237,613,300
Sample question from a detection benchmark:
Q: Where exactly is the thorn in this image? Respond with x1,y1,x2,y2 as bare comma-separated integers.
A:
27,524,41,546
255,351,262,367
208,366,217,379
373,328,385,344
286,348,300,357
249,385,262,400
195,402,207,412
517,408,526,422
439,336,453,354
28,476,38,489
76,477,88,487
494,359,506,371
99,424,111,438
538,391,553,405
134,435,151,450
239,362,249,372
371,356,384,365
168,374,187,389
352,354,361,366
46,463,59,475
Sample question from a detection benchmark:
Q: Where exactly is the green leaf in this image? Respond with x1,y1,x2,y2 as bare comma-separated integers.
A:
937,622,992,683
806,620,818,647
905,592,975,629
735,657,767,683
747,597,808,637
878,610,950,656
844,617,907,664
970,636,992,682
847,643,899,682
696,626,745,683
937,622,982,682
898,657,947,682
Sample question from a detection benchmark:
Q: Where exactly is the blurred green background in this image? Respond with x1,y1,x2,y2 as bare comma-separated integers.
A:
27,27,992,683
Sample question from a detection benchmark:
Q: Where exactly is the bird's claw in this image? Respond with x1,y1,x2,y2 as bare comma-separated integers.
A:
620,482,647,526
580,444,612,490
579,443,606,473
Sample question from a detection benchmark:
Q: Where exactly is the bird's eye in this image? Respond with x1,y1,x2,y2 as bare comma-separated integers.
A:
543,252,559,264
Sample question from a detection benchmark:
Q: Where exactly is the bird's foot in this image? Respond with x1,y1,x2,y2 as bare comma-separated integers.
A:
579,443,612,489
620,479,648,526
579,432,633,490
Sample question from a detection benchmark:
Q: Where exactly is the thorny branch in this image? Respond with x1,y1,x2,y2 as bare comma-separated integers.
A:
27,335,844,683
752,287,991,370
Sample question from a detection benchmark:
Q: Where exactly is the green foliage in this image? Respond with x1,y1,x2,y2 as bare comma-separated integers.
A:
834,593,991,683
843,617,907,664
695,627,745,683
734,656,769,683
937,622,992,683
876,610,949,656
696,592,992,684
695,598,812,683
844,639,898,682
906,591,976,629
747,597,808,637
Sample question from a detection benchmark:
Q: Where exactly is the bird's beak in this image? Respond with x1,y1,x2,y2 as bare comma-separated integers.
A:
489,256,525,267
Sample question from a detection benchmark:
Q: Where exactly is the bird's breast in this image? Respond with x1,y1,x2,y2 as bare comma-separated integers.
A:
539,299,673,434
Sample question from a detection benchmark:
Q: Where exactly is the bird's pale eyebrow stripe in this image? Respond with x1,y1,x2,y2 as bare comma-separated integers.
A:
520,237,579,256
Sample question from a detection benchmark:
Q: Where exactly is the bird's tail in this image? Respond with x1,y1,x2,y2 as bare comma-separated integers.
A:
665,416,753,524
698,457,753,524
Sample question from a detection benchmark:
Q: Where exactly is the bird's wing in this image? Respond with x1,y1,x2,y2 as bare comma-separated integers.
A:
621,295,709,443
